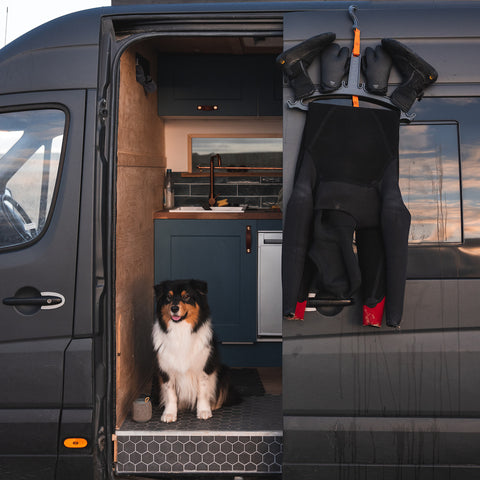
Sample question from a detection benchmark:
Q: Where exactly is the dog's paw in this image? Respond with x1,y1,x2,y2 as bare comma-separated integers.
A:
196,408,212,420
161,411,177,423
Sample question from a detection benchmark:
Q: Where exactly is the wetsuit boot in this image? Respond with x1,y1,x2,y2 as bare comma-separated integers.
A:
276,32,336,100
381,38,438,112
356,227,386,327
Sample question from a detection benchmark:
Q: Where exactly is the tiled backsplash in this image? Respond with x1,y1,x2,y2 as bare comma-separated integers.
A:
171,172,282,209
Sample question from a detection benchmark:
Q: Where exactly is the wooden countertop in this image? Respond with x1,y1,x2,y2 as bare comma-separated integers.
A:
154,209,283,220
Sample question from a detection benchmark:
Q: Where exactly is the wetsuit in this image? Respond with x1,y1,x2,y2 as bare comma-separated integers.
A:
282,102,410,327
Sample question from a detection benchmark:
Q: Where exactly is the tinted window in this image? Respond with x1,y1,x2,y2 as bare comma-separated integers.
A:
0,109,65,249
399,123,461,243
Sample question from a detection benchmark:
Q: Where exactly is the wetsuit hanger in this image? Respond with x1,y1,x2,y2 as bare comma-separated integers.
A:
287,6,415,122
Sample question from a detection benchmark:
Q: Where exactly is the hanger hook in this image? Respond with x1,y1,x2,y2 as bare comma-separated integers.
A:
349,5,359,30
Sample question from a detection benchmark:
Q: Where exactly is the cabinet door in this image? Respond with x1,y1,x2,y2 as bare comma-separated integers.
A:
157,55,256,116
157,54,282,116
155,220,257,342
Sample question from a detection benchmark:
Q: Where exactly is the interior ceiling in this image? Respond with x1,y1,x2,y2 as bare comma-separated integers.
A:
150,35,283,54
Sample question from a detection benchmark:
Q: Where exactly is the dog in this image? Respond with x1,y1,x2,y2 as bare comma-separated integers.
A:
152,279,239,423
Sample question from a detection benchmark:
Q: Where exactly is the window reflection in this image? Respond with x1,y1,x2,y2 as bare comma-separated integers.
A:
190,136,282,172
0,109,65,248
399,123,461,243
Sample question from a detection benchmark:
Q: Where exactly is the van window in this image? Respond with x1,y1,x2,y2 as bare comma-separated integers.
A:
0,109,65,249
399,122,461,243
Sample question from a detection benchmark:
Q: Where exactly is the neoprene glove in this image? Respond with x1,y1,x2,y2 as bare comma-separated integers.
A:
319,43,350,92
361,45,392,95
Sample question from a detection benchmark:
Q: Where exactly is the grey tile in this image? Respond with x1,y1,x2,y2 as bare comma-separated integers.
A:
116,396,282,474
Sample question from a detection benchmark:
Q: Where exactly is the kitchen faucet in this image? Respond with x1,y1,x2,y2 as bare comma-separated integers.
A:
208,154,222,206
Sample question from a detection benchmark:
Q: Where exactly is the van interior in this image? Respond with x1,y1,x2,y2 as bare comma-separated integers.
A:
114,34,284,475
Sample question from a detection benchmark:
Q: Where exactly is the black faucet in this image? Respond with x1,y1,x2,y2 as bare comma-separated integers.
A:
208,154,222,207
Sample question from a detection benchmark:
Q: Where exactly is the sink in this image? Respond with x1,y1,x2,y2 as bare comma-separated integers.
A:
170,205,247,213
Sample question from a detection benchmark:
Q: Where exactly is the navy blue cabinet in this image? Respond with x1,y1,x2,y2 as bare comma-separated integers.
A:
157,54,282,116
154,219,281,343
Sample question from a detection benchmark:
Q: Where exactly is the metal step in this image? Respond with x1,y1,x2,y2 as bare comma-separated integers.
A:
116,395,282,475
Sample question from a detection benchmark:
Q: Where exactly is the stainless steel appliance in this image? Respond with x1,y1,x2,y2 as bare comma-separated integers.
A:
257,231,282,338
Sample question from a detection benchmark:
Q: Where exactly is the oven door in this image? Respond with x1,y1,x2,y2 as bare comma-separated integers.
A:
257,231,282,337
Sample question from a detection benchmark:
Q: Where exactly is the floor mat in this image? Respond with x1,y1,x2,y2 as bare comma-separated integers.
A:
120,394,281,433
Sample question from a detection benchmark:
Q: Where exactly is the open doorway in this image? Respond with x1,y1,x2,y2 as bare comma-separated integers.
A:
113,31,284,476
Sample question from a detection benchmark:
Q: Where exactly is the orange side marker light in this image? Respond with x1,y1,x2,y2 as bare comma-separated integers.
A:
64,437,88,449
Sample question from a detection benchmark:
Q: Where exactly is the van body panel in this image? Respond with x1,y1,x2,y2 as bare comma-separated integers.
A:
284,326,480,417
73,90,98,338
0,338,69,406
63,339,94,407
0,11,105,93
0,410,58,479
0,46,100,93
282,465,480,480
284,6,480,41
284,415,480,464
283,279,480,336
282,4,480,477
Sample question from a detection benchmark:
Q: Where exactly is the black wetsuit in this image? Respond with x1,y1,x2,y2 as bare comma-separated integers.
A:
282,102,410,327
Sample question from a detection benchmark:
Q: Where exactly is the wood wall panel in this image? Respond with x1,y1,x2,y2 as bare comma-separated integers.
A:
117,43,165,167
116,43,165,428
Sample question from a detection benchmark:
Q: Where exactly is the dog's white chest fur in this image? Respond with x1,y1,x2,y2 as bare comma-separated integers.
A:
152,319,214,411
153,320,212,372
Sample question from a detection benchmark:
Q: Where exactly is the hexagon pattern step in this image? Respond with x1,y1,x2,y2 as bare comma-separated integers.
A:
116,395,282,474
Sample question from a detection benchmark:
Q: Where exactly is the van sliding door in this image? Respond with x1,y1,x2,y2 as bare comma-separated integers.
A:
0,90,85,479
282,6,480,479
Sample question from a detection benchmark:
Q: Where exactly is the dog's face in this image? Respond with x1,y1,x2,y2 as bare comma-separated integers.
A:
154,279,210,332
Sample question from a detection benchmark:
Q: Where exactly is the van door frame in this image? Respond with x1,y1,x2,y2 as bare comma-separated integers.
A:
97,11,285,476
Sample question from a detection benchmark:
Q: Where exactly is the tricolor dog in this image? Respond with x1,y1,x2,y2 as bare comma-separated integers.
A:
152,279,238,422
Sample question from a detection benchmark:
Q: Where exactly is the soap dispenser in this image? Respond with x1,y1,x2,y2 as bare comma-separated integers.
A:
164,169,174,209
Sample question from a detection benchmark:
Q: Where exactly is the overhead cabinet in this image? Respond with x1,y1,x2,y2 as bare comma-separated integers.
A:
157,54,282,116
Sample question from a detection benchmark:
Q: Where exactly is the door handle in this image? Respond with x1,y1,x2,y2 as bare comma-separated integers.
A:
306,298,353,307
246,225,252,253
263,238,282,245
3,291,65,310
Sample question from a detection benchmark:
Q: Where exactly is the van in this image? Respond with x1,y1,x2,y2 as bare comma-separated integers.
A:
0,1,479,479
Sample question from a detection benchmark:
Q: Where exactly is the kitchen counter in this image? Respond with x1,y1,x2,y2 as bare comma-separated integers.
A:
154,208,282,220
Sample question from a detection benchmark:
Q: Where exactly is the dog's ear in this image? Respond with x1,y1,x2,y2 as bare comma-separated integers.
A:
191,279,208,295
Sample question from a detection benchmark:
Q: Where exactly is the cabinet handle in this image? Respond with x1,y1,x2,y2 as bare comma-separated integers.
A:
197,105,218,111
246,225,252,254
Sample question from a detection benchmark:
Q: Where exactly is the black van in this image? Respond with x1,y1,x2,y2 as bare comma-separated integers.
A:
1,1,479,479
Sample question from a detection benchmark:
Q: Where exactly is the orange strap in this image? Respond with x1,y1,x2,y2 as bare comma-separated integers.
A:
352,27,361,108
353,28,361,56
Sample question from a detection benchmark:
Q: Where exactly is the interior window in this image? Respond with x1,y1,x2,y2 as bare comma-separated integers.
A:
0,109,65,249
190,135,283,173
399,122,461,243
